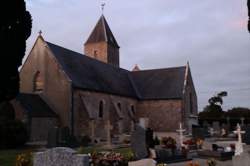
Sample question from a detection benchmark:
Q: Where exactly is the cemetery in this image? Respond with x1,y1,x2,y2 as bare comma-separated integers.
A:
0,1,249,166
1,118,250,166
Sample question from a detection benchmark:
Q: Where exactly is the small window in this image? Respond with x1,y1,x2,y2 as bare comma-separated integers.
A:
94,50,98,58
33,71,43,92
131,105,135,115
99,101,104,118
117,102,121,110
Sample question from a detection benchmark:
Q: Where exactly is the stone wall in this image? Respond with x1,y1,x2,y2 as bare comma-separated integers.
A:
73,90,137,141
84,41,119,67
20,37,72,128
84,42,108,63
183,67,198,133
30,117,58,141
33,147,89,166
136,100,182,132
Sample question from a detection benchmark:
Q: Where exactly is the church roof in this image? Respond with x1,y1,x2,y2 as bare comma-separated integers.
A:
47,42,135,97
46,42,186,100
17,93,58,118
85,15,119,48
130,67,186,100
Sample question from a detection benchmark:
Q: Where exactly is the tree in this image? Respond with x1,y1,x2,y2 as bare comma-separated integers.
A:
226,107,250,119
0,1,32,102
199,91,227,120
248,0,250,32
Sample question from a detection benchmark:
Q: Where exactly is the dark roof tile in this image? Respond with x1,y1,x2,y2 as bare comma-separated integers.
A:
85,15,119,48
46,41,186,100
17,93,58,118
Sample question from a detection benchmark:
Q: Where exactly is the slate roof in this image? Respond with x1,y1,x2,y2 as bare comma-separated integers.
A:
85,15,120,48
130,67,186,100
17,93,58,118
46,42,186,100
47,42,136,98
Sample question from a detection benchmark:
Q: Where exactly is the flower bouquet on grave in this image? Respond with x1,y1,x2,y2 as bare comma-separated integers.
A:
161,137,177,154
206,158,216,166
185,161,200,166
91,151,127,166
196,138,204,149
15,151,33,166
183,139,196,150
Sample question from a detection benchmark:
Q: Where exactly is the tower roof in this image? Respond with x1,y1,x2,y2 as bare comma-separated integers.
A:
85,15,119,48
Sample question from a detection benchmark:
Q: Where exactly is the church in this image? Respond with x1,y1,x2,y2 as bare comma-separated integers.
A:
13,15,198,142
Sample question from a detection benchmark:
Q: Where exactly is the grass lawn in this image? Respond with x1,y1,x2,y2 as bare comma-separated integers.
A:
0,148,34,166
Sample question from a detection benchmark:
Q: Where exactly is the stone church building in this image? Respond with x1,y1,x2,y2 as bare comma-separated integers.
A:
16,15,198,142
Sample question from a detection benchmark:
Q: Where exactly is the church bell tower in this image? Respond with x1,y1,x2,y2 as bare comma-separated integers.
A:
84,15,120,67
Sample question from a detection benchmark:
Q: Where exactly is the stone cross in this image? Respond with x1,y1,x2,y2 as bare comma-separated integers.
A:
208,127,216,136
105,120,113,147
233,123,245,156
38,30,42,36
176,123,185,147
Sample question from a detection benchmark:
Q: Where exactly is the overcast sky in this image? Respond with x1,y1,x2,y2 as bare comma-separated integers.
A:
25,0,250,111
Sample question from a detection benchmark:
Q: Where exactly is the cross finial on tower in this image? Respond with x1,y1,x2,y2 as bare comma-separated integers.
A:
38,30,42,36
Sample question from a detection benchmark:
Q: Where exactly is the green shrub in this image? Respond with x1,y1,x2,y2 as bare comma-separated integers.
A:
80,135,91,147
0,120,28,149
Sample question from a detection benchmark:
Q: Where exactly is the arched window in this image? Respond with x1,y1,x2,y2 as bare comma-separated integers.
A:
94,50,98,58
33,71,43,92
131,105,135,115
117,102,121,110
99,101,104,118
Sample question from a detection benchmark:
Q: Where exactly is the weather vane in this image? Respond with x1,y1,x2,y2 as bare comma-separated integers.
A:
101,2,106,13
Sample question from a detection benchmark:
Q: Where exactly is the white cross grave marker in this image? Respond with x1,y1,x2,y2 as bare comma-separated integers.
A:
233,123,245,156
208,127,217,137
176,123,186,147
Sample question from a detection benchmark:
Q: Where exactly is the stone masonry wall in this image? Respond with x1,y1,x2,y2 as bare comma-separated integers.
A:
136,100,183,132
73,90,137,141
84,42,108,63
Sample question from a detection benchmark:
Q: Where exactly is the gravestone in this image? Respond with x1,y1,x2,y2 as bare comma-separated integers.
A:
232,150,250,166
131,125,148,159
58,127,70,146
212,122,220,133
33,147,89,166
176,123,185,147
128,159,156,166
192,125,205,139
146,128,154,148
243,125,250,145
47,127,59,148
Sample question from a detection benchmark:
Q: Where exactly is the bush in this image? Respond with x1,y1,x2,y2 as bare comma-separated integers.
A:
154,136,160,145
0,120,28,149
80,135,91,147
